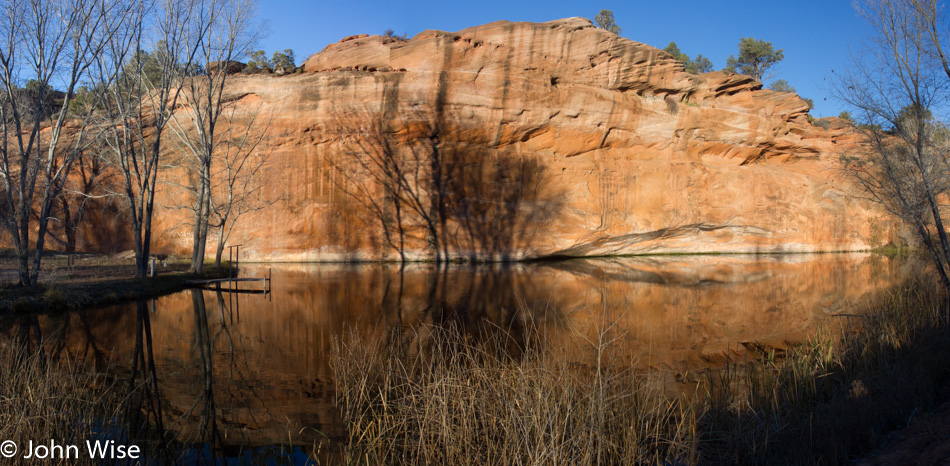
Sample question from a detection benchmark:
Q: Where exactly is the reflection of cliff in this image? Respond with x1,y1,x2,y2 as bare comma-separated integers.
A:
129,17,905,260
0,255,921,451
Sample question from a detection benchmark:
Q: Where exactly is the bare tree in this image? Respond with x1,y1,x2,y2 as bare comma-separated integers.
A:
170,0,259,274
0,0,134,286
837,0,950,289
93,0,212,278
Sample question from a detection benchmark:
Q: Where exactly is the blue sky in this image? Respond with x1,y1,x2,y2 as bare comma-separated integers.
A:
257,1,873,118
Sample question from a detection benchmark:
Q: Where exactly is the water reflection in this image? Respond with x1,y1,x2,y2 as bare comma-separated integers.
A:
0,253,923,459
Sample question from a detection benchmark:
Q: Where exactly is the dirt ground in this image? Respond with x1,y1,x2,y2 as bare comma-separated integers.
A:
854,401,950,465
0,252,188,285
0,252,216,314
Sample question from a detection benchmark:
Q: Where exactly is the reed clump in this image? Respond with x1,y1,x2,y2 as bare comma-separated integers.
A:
0,343,127,466
700,277,950,464
331,327,698,465
331,277,950,465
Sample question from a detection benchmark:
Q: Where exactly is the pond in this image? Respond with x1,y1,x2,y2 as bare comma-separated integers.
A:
0,253,923,462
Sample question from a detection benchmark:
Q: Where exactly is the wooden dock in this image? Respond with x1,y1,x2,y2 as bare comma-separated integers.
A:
185,267,272,294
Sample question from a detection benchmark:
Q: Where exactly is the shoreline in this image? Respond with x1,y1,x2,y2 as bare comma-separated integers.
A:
0,265,230,315
0,247,919,315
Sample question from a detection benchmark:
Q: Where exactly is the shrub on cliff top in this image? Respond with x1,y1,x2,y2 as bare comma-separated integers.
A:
664,41,714,74
594,9,621,35
724,37,784,82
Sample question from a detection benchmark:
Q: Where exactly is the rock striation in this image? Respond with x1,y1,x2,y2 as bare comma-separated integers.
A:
150,17,905,261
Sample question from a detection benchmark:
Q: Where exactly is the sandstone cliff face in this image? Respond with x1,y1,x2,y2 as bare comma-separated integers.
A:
153,17,903,261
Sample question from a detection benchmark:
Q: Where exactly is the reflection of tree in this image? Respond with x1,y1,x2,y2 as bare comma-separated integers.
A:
187,289,222,458
175,288,265,460
127,301,169,459
329,108,565,263
11,316,44,370
374,265,567,362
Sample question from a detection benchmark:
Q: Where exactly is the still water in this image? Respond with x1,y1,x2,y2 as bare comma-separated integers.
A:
0,253,922,459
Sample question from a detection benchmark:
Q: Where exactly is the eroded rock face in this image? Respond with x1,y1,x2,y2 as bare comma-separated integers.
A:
151,17,905,261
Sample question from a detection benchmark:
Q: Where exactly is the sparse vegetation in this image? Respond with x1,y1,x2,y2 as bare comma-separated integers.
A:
245,49,272,73
271,49,296,74
330,276,950,464
383,28,409,40
332,325,698,465
0,254,229,314
769,79,796,93
837,0,950,291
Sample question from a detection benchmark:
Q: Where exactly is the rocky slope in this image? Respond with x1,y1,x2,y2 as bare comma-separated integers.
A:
151,17,904,261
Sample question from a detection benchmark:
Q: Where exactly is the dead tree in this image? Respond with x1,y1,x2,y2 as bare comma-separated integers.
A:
0,0,134,286
170,0,260,274
837,0,950,289
94,0,213,278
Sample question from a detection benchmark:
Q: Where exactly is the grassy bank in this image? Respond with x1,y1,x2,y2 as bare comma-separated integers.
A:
700,278,950,464
0,256,231,314
330,277,949,465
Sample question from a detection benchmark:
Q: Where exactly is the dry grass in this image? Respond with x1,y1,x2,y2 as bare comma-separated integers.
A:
0,343,128,466
330,277,950,465
332,325,699,465
699,277,950,464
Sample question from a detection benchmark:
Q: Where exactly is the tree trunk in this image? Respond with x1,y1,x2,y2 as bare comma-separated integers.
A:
61,196,76,253
132,217,146,278
189,168,210,274
15,242,30,287
214,225,225,268
17,205,31,286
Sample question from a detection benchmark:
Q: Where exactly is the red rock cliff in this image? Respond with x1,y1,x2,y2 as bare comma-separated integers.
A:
150,17,904,261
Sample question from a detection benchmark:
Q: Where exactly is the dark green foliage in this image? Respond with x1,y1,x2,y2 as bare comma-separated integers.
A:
685,54,713,74
594,9,621,34
245,49,296,75
271,49,295,74
22,79,59,120
382,28,408,40
723,37,784,81
245,49,271,73
663,41,688,62
894,102,933,131
664,42,713,74
838,111,854,122
125,48,164,85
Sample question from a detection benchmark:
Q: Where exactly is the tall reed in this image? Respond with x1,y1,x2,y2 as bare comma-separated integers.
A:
332,326,698,465
331,277,950,465
0,342,128,466
699,278,950,464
